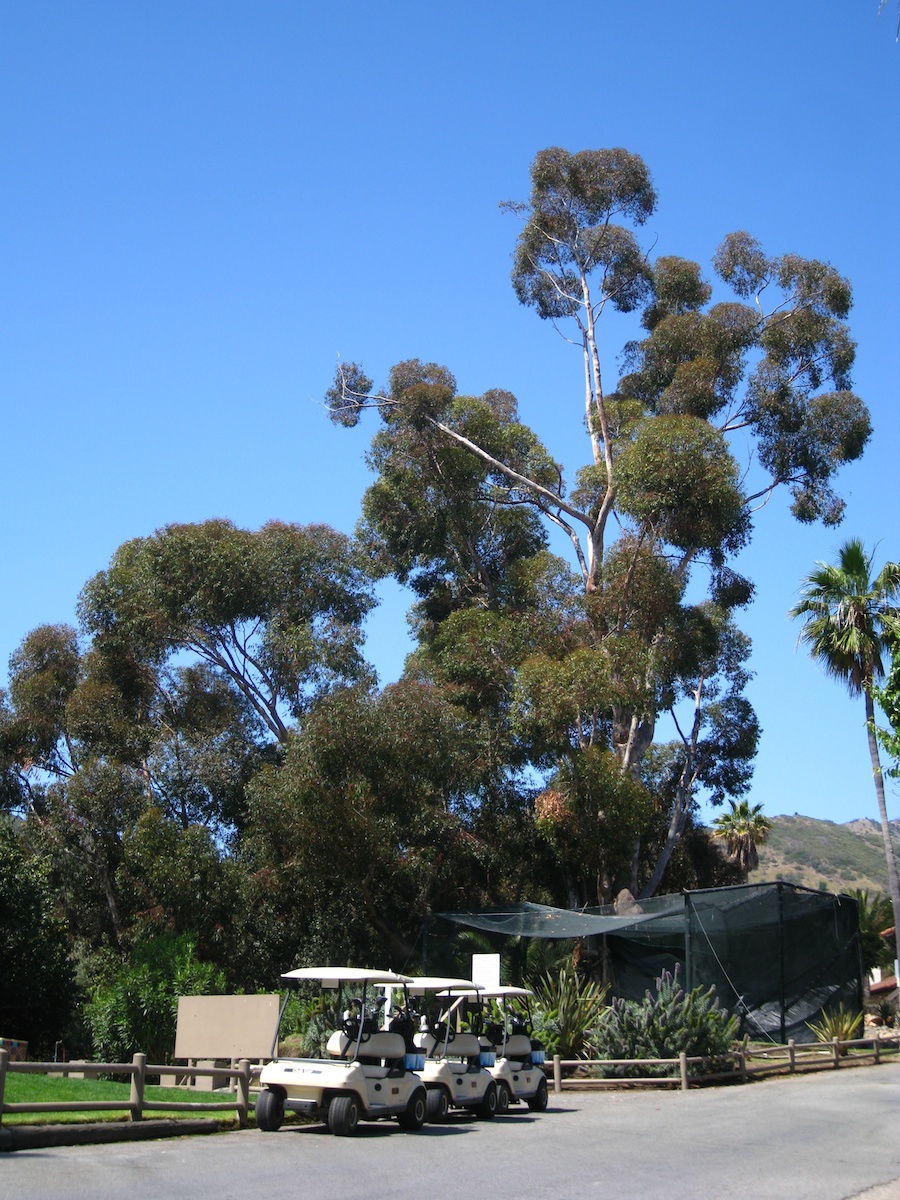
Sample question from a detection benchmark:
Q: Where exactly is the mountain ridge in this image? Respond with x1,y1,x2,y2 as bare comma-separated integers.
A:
751,814,900,896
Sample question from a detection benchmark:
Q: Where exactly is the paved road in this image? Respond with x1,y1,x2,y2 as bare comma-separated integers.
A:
4,1065,899,1200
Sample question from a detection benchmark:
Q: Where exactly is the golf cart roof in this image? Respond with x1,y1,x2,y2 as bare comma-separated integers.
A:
445,984,533,1000
405,976,482,995
280,967,415,986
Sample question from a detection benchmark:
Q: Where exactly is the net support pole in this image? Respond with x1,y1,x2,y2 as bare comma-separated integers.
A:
777,882,787,1044
683,892,692,992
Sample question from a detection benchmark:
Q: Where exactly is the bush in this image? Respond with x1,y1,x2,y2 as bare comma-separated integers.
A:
806,1003,863,1051
85,933,225,1067
528,964,609,1059
0,821,76,1057
875,999,896,1029
592,965,739,1077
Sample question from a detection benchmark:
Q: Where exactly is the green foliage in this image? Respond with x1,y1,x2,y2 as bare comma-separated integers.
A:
328,145,872,903
84,933,225,1066
242,679,539,967
851,890,896,974
508,147,656,320
806,1003,863,1050
592,965,739,1076
274,991,335,1058
791,540,900,937
875,647,900,778
875,999,896,1028
712,799,772,880
77,518,376,743
0,819,75,1057
528,964,609,1059
790,541,900,697
615,415,749,554
534,748,655,906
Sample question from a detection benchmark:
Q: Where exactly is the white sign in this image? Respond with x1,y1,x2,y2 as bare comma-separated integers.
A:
471,953,501,989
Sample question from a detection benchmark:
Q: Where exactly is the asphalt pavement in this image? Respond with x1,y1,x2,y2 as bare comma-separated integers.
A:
2,1064,898,1200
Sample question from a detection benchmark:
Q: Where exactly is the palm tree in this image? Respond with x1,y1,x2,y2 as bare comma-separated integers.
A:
879,0,899,41
711,799,772,881
790,538,900,938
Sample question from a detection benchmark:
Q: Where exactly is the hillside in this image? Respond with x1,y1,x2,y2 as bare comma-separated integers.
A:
753,815,900,896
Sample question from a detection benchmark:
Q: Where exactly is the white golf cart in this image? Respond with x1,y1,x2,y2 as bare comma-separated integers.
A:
465,985,549,1114
404,977,498,1122
256,967,428,1136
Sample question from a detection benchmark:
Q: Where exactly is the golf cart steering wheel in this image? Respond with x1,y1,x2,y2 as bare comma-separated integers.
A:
429,1020,455,1044
341,998,371,1042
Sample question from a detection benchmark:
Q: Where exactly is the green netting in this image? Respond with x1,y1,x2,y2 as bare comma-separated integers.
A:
434,883,863,1044
433,900,664,938
684,883,862,1042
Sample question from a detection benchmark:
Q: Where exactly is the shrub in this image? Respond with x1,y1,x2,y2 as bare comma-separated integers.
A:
528,964,609,1059
0,822,76,1057
85,933,225,1067
875,999,896,1029
592,965,739,1077
806,1003,863,1051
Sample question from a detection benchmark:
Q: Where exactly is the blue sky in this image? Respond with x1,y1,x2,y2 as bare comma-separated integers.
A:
1,1,898,827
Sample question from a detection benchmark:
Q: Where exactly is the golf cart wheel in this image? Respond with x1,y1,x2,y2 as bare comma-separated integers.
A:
476,1081,497,1120
426,1087,450,1122
329,1093,361,1136
255,1088,284,1132
398,1088,427,1131
496,1082,510,1114
527,1075,549,1112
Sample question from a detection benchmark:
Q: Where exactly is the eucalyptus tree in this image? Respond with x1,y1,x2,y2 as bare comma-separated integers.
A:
327,147,869,898
241,678,543,967
78,519,376,745
790,538,900,930
0,519,377,955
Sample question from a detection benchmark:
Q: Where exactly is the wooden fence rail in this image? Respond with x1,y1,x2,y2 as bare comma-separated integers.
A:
0,1050,254,1128
3,1034,898,1125
550,1033,900,1093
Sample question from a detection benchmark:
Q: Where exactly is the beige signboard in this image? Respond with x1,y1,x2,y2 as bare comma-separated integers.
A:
174,994,281,1060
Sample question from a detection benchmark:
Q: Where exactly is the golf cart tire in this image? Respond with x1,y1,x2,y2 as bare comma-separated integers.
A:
426,1087,450,1122
398,1088,427,1131
527,1075,549,1112
255,1088,285,1132
476,1081,498,1120
496,1082,511,1114
329,1093,361,1136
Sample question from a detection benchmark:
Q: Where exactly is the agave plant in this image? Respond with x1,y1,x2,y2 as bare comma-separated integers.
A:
875,999,897,1029
806,1003,863,1053
528,963,609,1059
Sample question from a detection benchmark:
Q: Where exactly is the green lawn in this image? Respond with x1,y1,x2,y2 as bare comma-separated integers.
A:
1,1070,246,1126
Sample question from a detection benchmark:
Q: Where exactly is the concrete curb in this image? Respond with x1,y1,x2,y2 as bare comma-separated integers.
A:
0,1118,221,1153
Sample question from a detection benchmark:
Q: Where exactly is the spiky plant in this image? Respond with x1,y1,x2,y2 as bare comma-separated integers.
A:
528,963,609,1059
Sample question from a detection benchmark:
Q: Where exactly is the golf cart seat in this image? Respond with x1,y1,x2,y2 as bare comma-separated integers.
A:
415,1031,482,1065
326,1029,407,1073
504,1034,534,1061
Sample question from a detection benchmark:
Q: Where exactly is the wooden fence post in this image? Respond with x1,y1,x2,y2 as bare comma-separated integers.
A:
740,1043,747,1083
832,1038,840,1068
130,1053,146,1121
788,1039,795,1073
874,1038,880,1065
679,1052,688,1091
236,1059,250,1128
0,1047,8,1125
